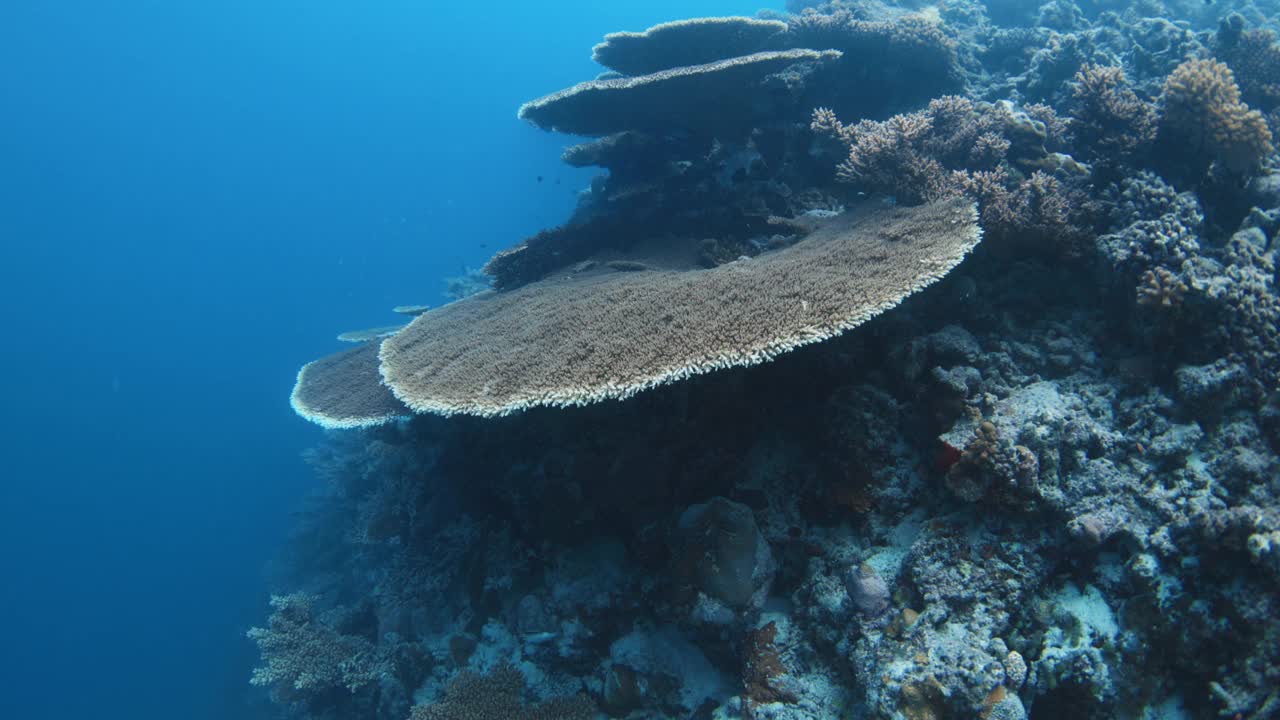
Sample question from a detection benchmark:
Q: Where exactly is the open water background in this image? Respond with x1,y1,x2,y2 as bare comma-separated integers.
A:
0,2,758,717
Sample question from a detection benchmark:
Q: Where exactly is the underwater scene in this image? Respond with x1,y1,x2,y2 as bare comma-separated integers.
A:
5,0,1280,718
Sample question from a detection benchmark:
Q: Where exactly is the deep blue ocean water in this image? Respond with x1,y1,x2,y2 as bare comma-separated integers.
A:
0,2,761,717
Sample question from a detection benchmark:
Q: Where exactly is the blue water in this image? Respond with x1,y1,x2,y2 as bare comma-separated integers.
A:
0,2,760,718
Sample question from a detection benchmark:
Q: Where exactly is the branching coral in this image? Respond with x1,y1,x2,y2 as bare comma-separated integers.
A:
812,99,1095,256
1068,64,1157,168
1159,58,1273,175
247,594,387,700
813,97,1007,204
591,17,788,76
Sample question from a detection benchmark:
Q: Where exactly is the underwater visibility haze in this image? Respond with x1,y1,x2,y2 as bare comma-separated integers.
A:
5,0,1280,718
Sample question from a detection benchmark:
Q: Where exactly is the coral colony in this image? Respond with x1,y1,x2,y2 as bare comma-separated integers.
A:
264,2,1280,719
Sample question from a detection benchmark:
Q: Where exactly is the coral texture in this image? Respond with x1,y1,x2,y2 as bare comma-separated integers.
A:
378,200,980,416
408,664,594,720
1068,64,1158,168
517,49,841,137
290,341,410,429
247,594,387,700
1160,58,1274,174
591,16,787,76
270,4,1280,720
812,97,1095,255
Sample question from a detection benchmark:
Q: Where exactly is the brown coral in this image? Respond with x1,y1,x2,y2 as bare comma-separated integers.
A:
1068,64,1158,167
377,199,980,417
743,621,797,705
247,594,387,700
958,167,1095,258
290,340,411,429
591,16,787,76
1160,58,1273,174
813,100,1094,256
1136,267,1188,308
812,96,1009,205
409,663,594,720
518,49,841,137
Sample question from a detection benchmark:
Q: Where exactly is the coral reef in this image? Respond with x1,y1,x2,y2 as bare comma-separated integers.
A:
247,594,389,702
265,3,1280,720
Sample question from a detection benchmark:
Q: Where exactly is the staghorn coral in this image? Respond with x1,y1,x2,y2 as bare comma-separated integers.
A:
408,663,594,720
247,593,387,700
813,99,1095,256
812,97,1009,204
290,340,410,429
958,167,1096,258
591,16,787,76
1068,64,1158,168
375,199,980,417
1159,58,1273,175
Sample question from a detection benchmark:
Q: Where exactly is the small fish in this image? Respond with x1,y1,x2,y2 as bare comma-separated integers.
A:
536,175,544,183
